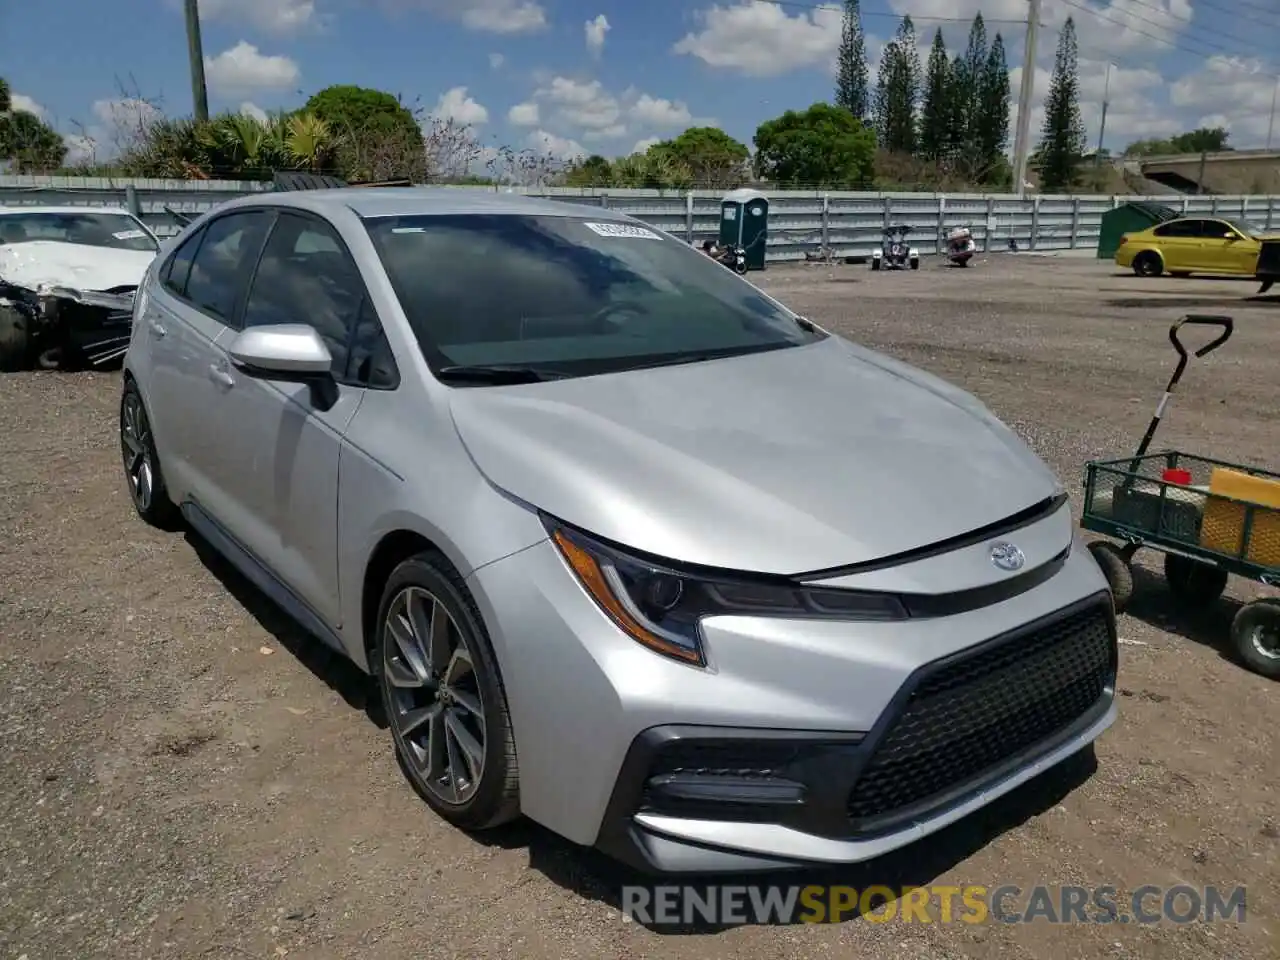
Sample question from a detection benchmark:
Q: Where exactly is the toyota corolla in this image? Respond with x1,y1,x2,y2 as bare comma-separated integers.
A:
120,187,1117,874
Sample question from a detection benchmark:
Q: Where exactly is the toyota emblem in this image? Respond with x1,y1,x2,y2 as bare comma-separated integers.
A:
989,541,1026,572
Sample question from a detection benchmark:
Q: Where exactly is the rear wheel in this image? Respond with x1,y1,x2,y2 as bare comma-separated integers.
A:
120,379,181,529
1164,552,1229,607
1230,600,1280,679
1133,251,1163,277
0,304,32,372
910,257,920,270
870,257,881,271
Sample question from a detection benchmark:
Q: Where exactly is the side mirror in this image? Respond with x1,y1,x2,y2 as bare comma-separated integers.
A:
227,324,332,380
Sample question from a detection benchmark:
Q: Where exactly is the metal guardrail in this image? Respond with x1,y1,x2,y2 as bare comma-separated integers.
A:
3,174,1279,261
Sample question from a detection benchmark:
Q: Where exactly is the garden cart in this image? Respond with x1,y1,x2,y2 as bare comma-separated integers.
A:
1080,314,1280,680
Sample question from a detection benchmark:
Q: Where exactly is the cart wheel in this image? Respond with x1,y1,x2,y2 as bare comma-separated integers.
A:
1229,600,1280,680
871,258,881,271
1164,553,1229,607
1088,541,1135,614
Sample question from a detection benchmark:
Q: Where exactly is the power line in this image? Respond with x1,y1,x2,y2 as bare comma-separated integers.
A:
1119,0,1280,59
745,0,1027,26
1056,0,1271,64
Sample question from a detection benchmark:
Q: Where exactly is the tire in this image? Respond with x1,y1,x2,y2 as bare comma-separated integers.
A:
1088,541,1135,614
1164,552,1229,607
374,551,520,831
119,379,181,529
871,258,881,271
0,304,32,372
910,258,920,270
1229,600,1280,680
734,260,748,275
1132,251,1163,277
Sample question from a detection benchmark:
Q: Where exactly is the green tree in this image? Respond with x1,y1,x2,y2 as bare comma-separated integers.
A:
1170,127,1231,153
919,29,951,163
956,13,988,148
1037,16,1087,192
648,126,749,187
874,15,920,155
0,78,10,113
563,154,613,186
753,101,876,187
0,109,67,172
975,33,1011,181
303,84,424,181
835,0,869,122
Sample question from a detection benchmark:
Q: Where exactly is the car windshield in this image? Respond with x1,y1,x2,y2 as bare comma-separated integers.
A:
0,211,158,252
1222,218,1264,239
363,213,824,380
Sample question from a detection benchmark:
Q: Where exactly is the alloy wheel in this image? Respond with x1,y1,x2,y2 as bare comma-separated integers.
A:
120,392,155,512
1249,618,1279,662
383,586,487,805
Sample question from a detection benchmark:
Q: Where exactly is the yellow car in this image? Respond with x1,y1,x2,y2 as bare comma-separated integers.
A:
1115,216,1280,278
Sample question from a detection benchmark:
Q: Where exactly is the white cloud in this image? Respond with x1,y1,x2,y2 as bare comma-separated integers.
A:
402,0,545,33
204,41,300,94
527,129,586,160
1170,56,1279,144
629,94,693,129
197,0,321,34
431,86,489,125
537,77,622,132
10,93,44,117
632,136,662,154
508,101,540,125
672,1,843,77
489,52,505,69
239,101,270,123
585,14,610,59
62,98,165,166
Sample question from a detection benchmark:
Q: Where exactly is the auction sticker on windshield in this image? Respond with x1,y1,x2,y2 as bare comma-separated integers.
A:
584,222,661,240
112,230,148,240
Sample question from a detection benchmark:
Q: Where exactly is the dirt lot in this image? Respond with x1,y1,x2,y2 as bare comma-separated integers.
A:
1,255,1277,960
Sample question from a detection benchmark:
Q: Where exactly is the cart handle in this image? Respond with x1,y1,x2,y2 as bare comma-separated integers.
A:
1170,315,1233,360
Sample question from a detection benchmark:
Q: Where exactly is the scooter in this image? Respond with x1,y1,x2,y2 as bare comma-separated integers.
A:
871,225,920,271
946,225,977,266
702,239,748,274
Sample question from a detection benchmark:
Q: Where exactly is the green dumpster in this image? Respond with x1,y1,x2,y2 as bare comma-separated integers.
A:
1097,201,1179,259
719,188,769,270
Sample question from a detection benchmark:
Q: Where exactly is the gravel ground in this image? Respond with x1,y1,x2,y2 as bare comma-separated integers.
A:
1,255,1277,960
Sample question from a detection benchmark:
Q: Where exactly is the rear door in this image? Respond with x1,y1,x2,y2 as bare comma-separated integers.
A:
142,209,273,508
1151,219,1201,271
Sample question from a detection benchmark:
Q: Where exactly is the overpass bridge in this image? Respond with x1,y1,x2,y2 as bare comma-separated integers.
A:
1137,149,1280,194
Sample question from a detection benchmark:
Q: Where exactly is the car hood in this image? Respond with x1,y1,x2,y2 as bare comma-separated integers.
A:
0,241,155,292
447,336,1062,575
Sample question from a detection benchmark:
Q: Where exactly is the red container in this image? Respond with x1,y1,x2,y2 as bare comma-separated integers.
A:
1162,468,1192,485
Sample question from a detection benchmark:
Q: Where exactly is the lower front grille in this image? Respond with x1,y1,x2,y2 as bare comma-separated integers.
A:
846,601,1115,832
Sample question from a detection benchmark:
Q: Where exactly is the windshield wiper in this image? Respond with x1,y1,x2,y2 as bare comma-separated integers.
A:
435,363,568,384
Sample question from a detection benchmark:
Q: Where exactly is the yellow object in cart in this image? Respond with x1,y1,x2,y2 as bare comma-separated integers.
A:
1198,467,1280,567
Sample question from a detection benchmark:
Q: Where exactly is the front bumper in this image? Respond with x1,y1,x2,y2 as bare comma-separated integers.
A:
466,521,1116,873
596,593,1116,873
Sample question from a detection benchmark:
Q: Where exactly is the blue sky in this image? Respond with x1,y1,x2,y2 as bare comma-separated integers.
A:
5,0,1280,167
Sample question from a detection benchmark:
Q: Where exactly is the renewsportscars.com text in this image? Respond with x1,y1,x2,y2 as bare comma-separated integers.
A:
621,884,1248,926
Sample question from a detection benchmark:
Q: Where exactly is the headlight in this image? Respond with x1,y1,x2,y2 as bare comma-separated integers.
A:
545,517,908,667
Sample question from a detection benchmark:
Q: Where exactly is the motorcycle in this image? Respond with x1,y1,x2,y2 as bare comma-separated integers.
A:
870,225,919,271
946,225,977,266
701,239,748,274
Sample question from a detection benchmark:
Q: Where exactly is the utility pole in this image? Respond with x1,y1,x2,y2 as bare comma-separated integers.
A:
1268,77,1278,150
1012,0,1042,196
184,0,209,123
1095,61,1112,166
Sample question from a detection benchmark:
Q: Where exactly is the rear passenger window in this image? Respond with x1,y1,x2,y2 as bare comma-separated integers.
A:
1154,220,1196,238
184,211,272,322
162,227,205,297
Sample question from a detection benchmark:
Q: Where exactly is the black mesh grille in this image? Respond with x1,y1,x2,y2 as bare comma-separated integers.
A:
846,603,1114,830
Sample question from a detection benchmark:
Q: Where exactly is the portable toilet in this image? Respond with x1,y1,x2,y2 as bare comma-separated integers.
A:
719,188,769,270
1097,201,1179,259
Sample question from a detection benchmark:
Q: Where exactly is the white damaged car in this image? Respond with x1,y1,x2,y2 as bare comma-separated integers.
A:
0,205,160,371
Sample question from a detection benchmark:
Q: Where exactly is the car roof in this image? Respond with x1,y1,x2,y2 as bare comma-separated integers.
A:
215,187,633,223
0,205,136,217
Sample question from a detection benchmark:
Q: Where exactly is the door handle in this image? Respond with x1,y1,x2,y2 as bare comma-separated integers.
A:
208,364,235,388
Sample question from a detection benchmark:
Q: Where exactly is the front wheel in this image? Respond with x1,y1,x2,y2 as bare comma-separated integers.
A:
734,259,748,275
375,552,520,831
1088,541,1135,614
1230,600,1280,679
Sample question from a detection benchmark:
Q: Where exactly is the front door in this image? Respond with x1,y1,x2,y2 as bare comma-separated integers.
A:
1152,219,1201,272
205,211,373,628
